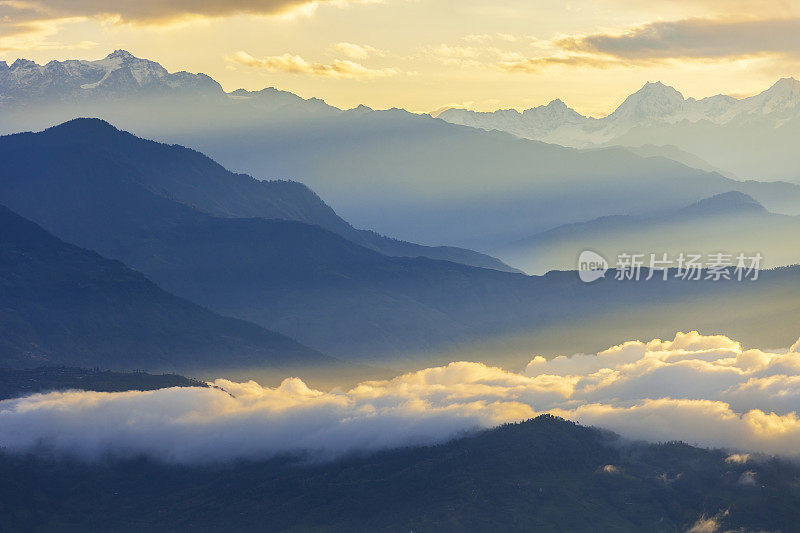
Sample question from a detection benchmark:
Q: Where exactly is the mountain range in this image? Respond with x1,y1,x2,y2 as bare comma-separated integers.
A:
2,119,799,370
496,191,800,274
3,51,800,250
439,79,800,145
437,78,800,182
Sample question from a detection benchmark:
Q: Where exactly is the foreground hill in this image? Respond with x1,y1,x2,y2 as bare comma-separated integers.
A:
2,415,798,532
0,204,345,378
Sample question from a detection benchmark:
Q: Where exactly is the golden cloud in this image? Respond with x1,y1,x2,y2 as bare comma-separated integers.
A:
494,17,800,74
333,42,385,60
0,0,355,25
233,50,399,78
2,331,800,462
558,17,800,60
499,54,624,73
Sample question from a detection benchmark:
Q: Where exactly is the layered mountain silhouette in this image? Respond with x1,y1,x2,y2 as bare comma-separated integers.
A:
2,118,514,272
2,120,799,368
187,107,800,248
0,204,341,375
497,191,800,274
2,52,799,249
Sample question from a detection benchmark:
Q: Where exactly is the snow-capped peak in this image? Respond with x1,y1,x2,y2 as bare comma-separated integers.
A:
522,98,586,125
608,81,686,123
719,77,800,120
767,76,800,93
106,49,135,60
0,50,222,100
759,77,800,108
432,75,800,148
629,81,685,102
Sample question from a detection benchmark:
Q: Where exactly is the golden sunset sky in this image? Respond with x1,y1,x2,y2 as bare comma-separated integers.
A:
2,0,799,115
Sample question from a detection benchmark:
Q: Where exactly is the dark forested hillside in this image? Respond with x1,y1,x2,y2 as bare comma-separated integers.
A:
0,367,207,400
1,415,797,532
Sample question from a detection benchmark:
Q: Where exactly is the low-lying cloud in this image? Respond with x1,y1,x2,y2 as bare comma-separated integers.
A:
1,331,799,463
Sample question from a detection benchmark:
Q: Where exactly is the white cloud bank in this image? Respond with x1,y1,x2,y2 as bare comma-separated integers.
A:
1,331,799,463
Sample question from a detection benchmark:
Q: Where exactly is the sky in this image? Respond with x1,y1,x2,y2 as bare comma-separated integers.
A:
1,0,799,116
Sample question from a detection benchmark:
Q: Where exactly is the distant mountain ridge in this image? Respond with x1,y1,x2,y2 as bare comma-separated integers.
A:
0,50,336,113
677,190,767,216
437,78,800,181
4,50,797,131
616,144,732,176
437,78,800,146
496,191,800,274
